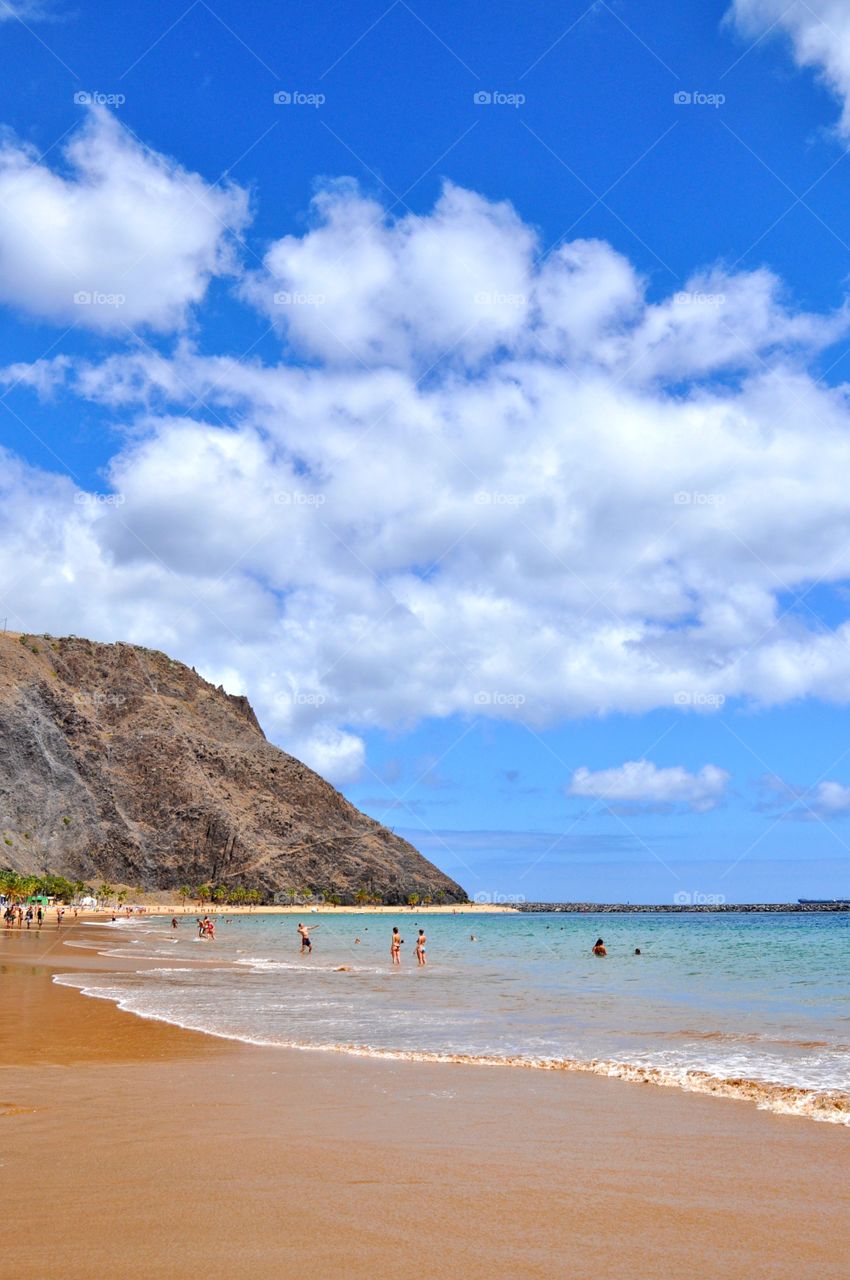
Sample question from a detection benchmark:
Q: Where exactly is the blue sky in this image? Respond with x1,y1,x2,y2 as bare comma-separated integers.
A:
3,0,850,901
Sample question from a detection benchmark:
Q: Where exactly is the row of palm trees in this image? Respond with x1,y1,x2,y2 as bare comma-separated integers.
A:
0,870,101,903
1,868,453,909
177,884,264,906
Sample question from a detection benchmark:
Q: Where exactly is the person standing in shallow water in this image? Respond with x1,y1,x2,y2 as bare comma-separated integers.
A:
415,928,427,966
390,927,403,965
591,938,607,956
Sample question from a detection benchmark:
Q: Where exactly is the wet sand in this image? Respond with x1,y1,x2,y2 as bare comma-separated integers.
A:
1,923,848,1279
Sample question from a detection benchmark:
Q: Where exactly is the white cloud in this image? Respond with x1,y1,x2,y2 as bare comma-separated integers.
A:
0,108,248,332
810,780,850,813
4,179,850,776
728,1,850,136
0,2,51,19
569,761,730,812
761,773,850,817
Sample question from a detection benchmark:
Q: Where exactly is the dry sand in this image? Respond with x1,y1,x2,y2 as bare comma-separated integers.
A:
1,922,848,1279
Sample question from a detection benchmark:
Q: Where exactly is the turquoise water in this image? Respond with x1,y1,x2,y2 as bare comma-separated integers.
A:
59,911,850,1123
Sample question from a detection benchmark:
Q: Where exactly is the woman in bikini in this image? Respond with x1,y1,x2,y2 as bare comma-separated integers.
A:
415,928,427,966
390,926,403,965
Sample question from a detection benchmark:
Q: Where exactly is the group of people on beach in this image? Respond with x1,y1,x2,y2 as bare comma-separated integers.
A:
2,904,66,929
296,921,427,966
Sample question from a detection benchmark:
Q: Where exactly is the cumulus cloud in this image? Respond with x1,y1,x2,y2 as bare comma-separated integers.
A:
760,773,850,817
728,1,850,136
243,180,842,376
569,761,730,813
0,108,248,331
5,178,850,778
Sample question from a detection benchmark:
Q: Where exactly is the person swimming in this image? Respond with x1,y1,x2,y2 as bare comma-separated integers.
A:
591,938,607,956
415,928,427,966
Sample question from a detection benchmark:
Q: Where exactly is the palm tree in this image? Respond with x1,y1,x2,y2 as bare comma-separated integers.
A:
0,870,24,902
97,882,114,905
196,884,212,905
212,885,228,905
177,885,192,904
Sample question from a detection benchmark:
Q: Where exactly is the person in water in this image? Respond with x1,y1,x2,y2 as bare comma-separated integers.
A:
171,917,178,929
415,928,427,966
297,922,313,954
591,937,607,956
634,948,641,955
390,927,403,965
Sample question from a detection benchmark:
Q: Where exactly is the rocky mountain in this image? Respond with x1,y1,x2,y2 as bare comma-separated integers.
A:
0,632,466,903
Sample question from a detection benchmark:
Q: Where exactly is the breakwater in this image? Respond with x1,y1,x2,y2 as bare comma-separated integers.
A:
515,902,850,913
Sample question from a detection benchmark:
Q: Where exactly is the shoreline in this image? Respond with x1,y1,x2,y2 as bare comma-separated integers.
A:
2,922,849,1279
28,914,850,1127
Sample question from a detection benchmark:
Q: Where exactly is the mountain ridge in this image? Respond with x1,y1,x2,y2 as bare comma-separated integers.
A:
0,632,466,904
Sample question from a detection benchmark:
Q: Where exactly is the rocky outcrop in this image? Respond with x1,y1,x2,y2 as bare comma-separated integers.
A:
0,632,466,903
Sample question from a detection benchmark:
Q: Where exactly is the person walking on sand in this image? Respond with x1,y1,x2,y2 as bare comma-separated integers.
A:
391,926,403,965
415,928,427,966
591,937,607,956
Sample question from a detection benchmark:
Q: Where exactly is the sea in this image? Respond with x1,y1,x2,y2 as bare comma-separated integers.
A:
57,909,850,1124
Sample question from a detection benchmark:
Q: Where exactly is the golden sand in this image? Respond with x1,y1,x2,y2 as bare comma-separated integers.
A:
1,923,848,1279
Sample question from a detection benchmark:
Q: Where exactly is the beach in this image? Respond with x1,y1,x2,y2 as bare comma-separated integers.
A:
2,921,849,1279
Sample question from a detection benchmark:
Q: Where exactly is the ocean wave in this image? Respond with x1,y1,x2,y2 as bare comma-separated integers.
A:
51,972,850,1127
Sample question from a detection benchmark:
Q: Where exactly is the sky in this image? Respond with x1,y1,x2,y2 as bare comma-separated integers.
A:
2,1,850,902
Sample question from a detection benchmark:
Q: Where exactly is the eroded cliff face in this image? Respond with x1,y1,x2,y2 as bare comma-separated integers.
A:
0,633,466,903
